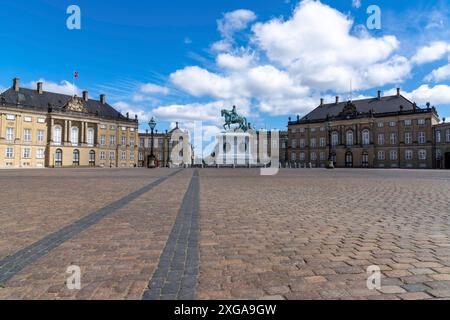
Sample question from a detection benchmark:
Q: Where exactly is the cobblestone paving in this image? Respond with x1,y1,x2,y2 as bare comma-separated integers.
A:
1,168,450,300
198,169,450,300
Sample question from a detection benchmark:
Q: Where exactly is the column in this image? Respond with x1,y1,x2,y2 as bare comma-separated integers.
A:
15,114,22,141
50,118,55,143
0,113,4,139
85,122,88,144
81,121,85,144
68,120,72,143
64,120,68,142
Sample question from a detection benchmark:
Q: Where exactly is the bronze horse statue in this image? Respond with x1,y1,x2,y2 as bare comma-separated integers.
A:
221,108,249,131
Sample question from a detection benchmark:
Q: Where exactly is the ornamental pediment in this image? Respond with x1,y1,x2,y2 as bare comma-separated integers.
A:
64,96,88,113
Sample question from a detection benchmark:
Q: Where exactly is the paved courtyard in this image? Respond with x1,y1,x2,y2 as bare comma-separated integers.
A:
0,168,450,300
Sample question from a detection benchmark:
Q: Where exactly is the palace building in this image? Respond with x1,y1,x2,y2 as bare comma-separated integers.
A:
0,78,139,168
287,89,443,169
434,122,450,169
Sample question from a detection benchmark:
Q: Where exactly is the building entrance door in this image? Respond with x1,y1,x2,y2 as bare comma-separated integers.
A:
445,152,450,169
345,152,353,168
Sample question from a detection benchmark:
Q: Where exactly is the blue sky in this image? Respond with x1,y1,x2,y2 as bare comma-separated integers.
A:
1,0,450,133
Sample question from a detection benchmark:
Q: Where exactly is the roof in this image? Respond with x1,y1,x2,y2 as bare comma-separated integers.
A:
298,94,426,123
0,87,134,122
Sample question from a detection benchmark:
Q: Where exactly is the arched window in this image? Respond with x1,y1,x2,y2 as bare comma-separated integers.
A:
73,149,80,166
345,151,353,167
87,128,94,146
346,130,354,146
71,127,79,146
362,129,370,146
55,149,63,167
331,131,339,147
362,152,369,167
53,125,62,145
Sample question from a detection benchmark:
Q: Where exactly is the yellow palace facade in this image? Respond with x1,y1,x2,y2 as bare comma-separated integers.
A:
0,78,138,168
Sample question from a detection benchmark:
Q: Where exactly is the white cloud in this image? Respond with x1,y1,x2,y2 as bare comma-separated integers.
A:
252,0,405,92
387,84,450,105
212,9,257,52
216,53,253,71
411,42,450,64
139,83,169,95
113,101,151,121
425,63,450,82
27,79,82,96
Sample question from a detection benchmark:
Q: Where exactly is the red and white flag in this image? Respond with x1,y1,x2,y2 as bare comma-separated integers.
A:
74,71,79,78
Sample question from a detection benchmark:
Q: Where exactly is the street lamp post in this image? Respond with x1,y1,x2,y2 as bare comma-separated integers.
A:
327,118,335,169
148,117,157,168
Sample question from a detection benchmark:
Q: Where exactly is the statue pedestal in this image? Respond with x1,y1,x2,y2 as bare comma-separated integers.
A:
215,131,256,166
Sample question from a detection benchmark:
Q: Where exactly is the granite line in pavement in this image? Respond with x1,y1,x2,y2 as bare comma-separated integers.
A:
0,169,182,285
143,169,199,300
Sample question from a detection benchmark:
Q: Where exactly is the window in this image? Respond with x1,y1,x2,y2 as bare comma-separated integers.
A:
130,137,135,148
73,150,80,166
436,149,442,160
320,137,326,148
100,151,106,160
405,132,412,145
292,139,297,148
418,149,427,160
331,132,339,146
377,122,384,128
310,152,317,161
362,153,369,167
140,138,145,148
291,152,296,161
378,134,385,145
71,127,79,146
311,128,316,133
23,148,31,159
139,152,144,161
110,135,116,146
87,128,94,146
404,119,412,126
6,127,14,141
436,130,442,143
5,147,14,159
320,127,325,132
6,114,15,120
130,152,135,161
121,151,127,160
24,116,32,122
55,149,63,167
389,121,396,127
310,138,317,148
109,151,115,160
300,139,305,148
110,125,116,130
100,124,107,129
37,130,44,142
390,150,398,161
121,136,127,146
346,131,354,146
300,127,305,133
320,152,326,161
291,128,296,134
362,129,370,145
100,135,106,145
390,133,397,145
36,148,45,159
23,129,32,142
37,118,45,124
418,132,426,144
418,119,426,125
378,151,385,160
300,152,305,161
53,126,62,145
405,150,413,161
447,129,450,142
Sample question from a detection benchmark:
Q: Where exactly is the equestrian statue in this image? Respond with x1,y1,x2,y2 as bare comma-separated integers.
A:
221,106,251,132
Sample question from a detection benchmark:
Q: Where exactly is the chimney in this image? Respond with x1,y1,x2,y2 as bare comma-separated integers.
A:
397,88,401,97
82,91,89,101
100,94,106,104
37,82,43,94
377,90,382,100
126,112,129,119
335,96,339,104
13,78,20,92
320,98,324,106
297,115,300,121
176,122,179,129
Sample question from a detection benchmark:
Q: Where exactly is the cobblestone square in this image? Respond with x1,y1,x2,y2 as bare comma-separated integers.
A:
1,168,450,300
